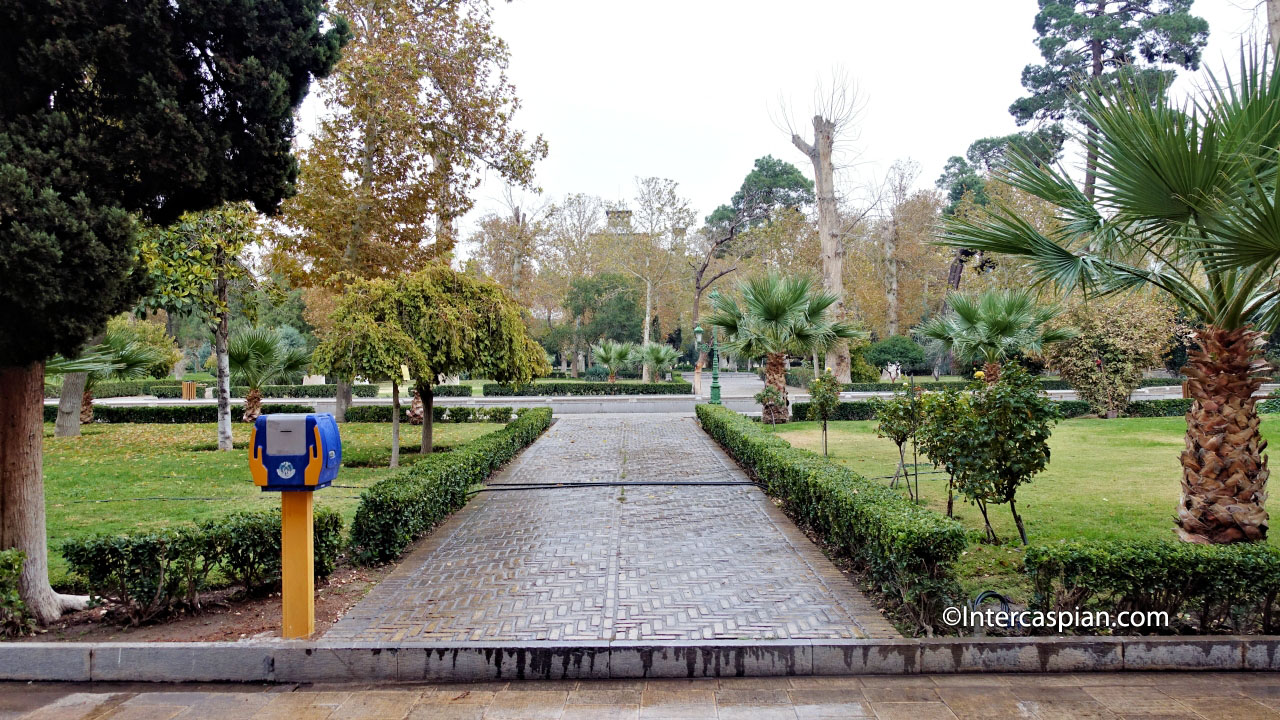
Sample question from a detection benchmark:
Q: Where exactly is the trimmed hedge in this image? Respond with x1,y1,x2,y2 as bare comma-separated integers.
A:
838,377,1268,393
44,403,314,424
61,508,342,624
1025,540,1280,634
696,404,965,631
45,380,208,399
483,374,691,396
345,405,514,423
792,398,1195,422
432,385,474,397
230,383,379,399
349,407,553,564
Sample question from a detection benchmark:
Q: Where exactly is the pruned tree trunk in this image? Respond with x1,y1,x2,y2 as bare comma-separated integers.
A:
1176,326,1270,544
763,352,789,424
420,385,435,454
1269,0,1280,56
794,116,850,382
54,372,88,437
214,266,232,451
390,378,400,469
0,361,88,624
242,388,263,423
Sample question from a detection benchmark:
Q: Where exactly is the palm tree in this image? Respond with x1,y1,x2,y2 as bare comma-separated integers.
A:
49,326,168,425
591,341,636,383
938,50,1280,543
228,327,310,422
639,343,680,382
707,272,864,423
916,289,1075,383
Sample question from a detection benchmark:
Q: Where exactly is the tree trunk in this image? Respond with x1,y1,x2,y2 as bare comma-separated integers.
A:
763,352,788,424
214,289,232,452
1176,326,1270,543
571,318,581,378
54,372,88,438
390,378,400,469
0,361,87,624
982,361,1001,384
794,116,850,382
1084,28,1103,201
1270,0,1280,57
242,388,263,423
334,379,352,424
1010,497,1028,546
886,218,900,337
420,385,435,454
641,275,653,383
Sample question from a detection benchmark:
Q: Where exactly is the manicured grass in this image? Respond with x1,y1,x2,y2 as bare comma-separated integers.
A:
769,416,1280,602
42,421,501,586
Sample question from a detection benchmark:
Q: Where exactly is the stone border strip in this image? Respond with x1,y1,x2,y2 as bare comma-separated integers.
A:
3,637,1279,683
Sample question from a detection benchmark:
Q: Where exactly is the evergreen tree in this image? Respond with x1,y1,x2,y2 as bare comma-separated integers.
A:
0,0,347,623
1009,0,1208,198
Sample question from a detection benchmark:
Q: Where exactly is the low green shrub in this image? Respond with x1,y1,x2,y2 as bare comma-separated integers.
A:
344,405,513,423
229,384,378,399
62,508,342,624
432,385,474,397
0,550,34,636
791,400,878,421
445,407,475,423
44,380,209,399
795,398,1190,422
696,404,965,632
483,375,691,396
44,403,314,424
1025,541,1280,634
350,407,553,564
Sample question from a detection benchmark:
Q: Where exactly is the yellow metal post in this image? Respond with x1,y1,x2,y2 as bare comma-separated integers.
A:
280,491,314,639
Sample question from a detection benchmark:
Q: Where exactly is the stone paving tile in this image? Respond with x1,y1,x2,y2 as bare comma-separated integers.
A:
326,414,895,642
12,674,1280,719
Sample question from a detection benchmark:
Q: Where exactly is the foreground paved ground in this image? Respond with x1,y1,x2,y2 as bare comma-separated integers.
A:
326,414,895,642
6,672,1280,718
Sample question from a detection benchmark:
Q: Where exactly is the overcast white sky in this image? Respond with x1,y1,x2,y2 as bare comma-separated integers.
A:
302,0,1270,248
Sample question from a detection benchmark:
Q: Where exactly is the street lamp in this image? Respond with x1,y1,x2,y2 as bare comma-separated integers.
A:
693,323,721,405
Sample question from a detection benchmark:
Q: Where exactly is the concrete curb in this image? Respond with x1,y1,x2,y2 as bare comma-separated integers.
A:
3,637,1278,682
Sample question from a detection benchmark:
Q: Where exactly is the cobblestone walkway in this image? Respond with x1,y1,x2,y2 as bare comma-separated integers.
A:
10,672,1280,719
326,414,896,642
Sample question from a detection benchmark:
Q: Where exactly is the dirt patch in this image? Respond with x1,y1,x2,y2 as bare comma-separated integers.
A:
13,564,393,643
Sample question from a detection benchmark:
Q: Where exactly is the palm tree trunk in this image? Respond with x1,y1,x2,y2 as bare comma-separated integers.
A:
763,352,788,424
408,387,423,425
242,388,263,423
982,361,1001,384
1176,326,1270,543
79,388,94,424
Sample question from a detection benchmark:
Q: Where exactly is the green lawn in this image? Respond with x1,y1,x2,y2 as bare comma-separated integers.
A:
769,416,1279,602
42,421,500,585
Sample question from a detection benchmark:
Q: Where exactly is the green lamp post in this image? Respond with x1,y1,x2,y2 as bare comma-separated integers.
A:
694,323,721,405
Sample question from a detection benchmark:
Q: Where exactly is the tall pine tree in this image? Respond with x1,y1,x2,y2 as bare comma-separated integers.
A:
1010,0,1208,198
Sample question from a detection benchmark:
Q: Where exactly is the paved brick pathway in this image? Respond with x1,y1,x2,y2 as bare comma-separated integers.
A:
8,672,1280,718
326,414,896,642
